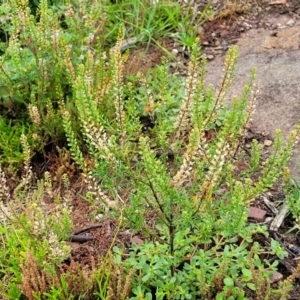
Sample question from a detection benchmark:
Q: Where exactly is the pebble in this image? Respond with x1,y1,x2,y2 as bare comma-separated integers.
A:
172,48,179,56
220,30,229,38
94,213,104,221
130,235,143,246
264,140,273,147
270,272,283,283
288,244,300,255
243,22,252,29
197,25,204,36
271,22,277,28
221,41,229,51
169,62,177,69
286,19,295,27
207,54,214,60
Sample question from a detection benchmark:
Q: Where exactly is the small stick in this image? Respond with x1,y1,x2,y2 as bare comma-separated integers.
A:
70,235,94,243
269,203,289,231
73,223,103,235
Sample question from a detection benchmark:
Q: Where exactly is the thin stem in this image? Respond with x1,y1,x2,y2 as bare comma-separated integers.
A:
145,172,172,224
169,222,175,276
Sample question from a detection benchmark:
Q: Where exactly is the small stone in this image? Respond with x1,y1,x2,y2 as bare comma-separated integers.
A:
220,30,229,38
248,207,267,222
221,41,229,51
130,235,143,246
215,188,227,196
172,48,179,56
94,213,104,221
288,244,300,255
271,25,277,31
270,271,283,283
286,19,295,27
264,140,273,147
207,54,214,60
169,62,177,69
243,22,252,29
197,25,204,36
203,41,209,46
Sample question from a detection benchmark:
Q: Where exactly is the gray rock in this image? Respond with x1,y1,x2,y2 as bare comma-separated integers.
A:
205,23,300,180
286,19,295,26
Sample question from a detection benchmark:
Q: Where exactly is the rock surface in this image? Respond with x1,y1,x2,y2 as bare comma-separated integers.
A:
205,17,300,179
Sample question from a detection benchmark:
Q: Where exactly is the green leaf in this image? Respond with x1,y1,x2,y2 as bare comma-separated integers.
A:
216,294,223,300
242,268,252,279
145,293,153,300
154,279,164,288
170,276,176,284
247,283,256,291
224,277,234,287
142,273,151,282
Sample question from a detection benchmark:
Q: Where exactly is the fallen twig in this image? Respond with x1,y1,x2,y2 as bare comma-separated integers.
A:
73,223,103,235
270,203,289,231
